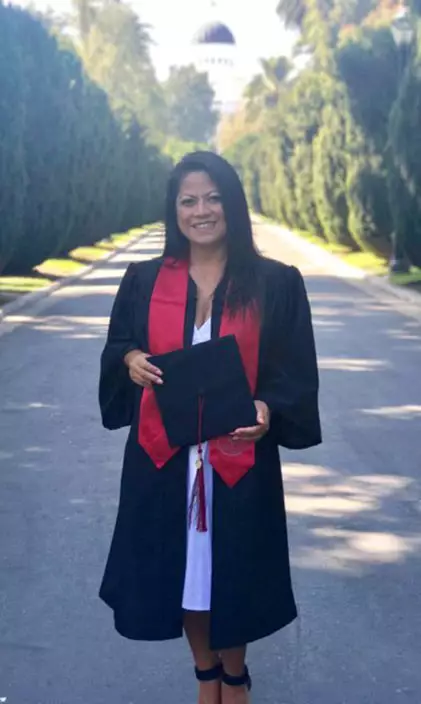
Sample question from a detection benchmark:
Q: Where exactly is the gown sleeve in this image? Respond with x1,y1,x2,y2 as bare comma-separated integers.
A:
99,263,140,430
257,264,322,449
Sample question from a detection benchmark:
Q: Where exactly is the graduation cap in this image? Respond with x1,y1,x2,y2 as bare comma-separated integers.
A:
149,335,257,449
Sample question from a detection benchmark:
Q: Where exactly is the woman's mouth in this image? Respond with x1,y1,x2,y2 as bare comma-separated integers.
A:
194,221,216,230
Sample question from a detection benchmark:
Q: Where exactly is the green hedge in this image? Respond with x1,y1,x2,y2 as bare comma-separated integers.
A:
388,21,421,267
0,5,169,275
224,20,421,266
313,104,351,247
292,141,323,236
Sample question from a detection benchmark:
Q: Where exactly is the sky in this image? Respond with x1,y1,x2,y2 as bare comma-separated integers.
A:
12,0,296,80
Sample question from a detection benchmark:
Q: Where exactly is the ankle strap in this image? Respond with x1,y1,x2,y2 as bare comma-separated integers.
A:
222,665,252,690
195,663,223,682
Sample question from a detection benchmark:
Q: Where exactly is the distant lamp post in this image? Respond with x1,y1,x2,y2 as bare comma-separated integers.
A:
389,6,415,275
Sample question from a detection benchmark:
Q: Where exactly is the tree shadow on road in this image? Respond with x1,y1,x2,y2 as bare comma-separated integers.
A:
253,273,421,703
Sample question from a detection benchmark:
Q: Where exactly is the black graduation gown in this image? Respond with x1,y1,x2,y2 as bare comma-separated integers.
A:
98,256,321,651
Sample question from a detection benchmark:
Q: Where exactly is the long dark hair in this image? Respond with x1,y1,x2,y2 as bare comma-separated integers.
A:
163,150,262,312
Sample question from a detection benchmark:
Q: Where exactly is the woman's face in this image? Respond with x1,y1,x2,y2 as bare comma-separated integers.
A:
176,171,227,249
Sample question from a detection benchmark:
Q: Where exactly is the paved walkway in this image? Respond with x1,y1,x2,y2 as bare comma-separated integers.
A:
0,224,420,704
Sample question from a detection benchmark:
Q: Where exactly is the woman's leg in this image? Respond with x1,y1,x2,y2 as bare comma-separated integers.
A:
220,647,250,704
184,610,222,704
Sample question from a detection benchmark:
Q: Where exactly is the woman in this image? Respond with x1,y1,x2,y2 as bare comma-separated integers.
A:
99,150,321,704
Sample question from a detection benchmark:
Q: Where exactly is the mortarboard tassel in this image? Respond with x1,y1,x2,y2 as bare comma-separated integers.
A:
188,396,208,533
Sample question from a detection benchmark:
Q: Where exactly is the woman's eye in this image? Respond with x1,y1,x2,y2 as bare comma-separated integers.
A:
208,194,221,203
180,198,195,207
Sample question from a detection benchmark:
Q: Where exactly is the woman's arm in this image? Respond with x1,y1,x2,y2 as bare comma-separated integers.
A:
99,264,140,430
256,265,322,449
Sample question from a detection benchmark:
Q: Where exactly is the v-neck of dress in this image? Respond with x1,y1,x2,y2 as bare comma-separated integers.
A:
188,269,228,303
194,317,211,335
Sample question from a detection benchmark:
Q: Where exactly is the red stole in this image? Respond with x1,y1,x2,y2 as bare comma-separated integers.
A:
138,258,260,529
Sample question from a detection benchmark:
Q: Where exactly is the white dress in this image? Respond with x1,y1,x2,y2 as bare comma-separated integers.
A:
182,318,214,611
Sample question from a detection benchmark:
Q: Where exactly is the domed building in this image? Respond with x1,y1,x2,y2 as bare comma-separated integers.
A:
189,17,242,114
193,21,236,47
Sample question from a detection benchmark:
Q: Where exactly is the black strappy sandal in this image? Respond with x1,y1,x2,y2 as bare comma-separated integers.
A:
222,665,252,691
195,662,223,683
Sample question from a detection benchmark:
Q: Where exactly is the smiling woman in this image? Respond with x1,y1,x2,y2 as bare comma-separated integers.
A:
176,172,227,249
98,150,322,704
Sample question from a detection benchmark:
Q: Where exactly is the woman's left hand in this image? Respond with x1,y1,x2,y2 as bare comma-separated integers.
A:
230,400,270,442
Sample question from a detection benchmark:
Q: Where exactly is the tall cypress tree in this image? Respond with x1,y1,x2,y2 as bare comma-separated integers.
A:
0,5,27,274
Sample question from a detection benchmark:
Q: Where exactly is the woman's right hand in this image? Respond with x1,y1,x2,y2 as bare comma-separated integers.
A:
124,350,163,388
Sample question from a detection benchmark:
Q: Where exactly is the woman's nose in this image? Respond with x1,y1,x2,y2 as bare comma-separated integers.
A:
195,198,211,216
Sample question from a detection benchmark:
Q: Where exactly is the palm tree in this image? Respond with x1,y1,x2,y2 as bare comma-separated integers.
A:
72,0,98,41
277,0,379,31
277,0,307,28
244,57,291,122
71,0,163,138
71,0,151,86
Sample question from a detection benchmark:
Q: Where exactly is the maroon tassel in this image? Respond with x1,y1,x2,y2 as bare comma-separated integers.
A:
188,397,207,532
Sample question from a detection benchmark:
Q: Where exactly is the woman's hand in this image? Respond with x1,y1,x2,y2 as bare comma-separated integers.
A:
230,400,270,442
124,350,163,388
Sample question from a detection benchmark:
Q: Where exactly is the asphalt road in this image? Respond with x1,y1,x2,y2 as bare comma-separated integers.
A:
1,223,421,704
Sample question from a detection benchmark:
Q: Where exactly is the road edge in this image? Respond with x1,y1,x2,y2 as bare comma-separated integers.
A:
0,228,150,323
253,215,421,308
